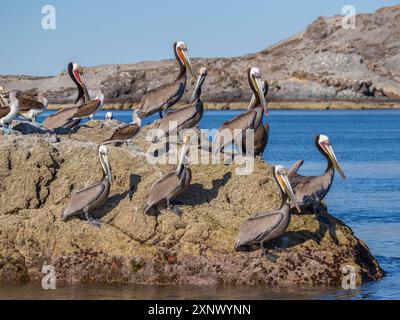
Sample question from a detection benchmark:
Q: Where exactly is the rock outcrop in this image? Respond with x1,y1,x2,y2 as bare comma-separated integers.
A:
0,121,383,286
1,6,400,107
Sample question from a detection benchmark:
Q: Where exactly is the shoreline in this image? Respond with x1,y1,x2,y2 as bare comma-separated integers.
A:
47,100,400,111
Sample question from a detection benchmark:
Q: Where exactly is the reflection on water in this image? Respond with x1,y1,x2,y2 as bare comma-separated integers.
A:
0,283,369,300
2,109,399,300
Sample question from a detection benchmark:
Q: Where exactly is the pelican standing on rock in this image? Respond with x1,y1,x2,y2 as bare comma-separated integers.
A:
103,110,141,147
16,91,48,127
137,41,194,119
61,145,112,228
42,63,104,130
213,67,267,155
288,134,346,214
241,80,269,157
144,135,192,216
235,165,300,251
0,91,19,135
152,67,208,143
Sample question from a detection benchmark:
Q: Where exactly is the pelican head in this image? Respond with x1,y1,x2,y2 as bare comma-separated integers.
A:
68,62,90,102
105,111,113,120
99,145,112,184
248,67,267,112
175,41,194,77
316,135,346,179
274,165,301,213
176,135,191,176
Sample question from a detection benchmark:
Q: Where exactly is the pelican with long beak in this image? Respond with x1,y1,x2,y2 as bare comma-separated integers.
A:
144,135,192,216
0,91,19,135
42,63,104,130
213,67,267,155
103,110,141,147
61,145,112,228
16,91,48,127
288,134,346,214
152,67,208,143
241,80,269,157
235,165,301,251
137,41,194,119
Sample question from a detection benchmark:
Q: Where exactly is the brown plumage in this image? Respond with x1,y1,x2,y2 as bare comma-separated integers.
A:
144,136,192,216
42,62,103,130
137,41,194,119
152,67,207,143
104,110,141,144
213,68,267,155
288,135,346,214
235,166,300,251
61,145,112,228
241,81,269,157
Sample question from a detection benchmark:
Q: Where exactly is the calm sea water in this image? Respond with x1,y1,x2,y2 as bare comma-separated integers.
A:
2,109,399,300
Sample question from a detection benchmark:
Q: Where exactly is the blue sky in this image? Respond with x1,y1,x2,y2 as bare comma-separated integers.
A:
0,0,398,76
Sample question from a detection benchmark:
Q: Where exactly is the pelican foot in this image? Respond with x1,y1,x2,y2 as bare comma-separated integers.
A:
169,205,183,217
263,250,278,263
85,212,102,228
32,121,43,128
127,143,141,152
1,127,19,135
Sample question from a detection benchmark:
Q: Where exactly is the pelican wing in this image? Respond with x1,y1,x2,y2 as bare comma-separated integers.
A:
18,94,45,112
158,104,198,132
0,107,11,119
235,210,284,248
221,109,257,131
290,173,332,206
73,99,101,118
62,181,106,216
288,160,304,180
42,106,79,130
144,171,181,212
138,79,185,117
107,124,140,142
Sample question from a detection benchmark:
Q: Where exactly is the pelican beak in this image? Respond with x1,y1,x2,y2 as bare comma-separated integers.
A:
191,72,206,102
248,94,256,110
176,137,190,175
325,144,346,179
80,74,90,102
182,49,194,78
278,172,301,213
252,76,267,110
103,153,112,184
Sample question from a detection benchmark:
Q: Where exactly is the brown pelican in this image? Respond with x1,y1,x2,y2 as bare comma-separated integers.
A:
288,134,346,214
213,67,267,155
144,135,192,216
16,91,48,127
235,165,300,251
152,67,207,143
241,80,269,157
61,145,112,228
137,41,194,119
42,63,103,130
103,110,141,147
0,91,19,135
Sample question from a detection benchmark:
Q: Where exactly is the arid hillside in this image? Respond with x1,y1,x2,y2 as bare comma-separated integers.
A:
1,5,400,107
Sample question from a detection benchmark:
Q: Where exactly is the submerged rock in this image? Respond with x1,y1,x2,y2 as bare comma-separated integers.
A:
0,121,383,286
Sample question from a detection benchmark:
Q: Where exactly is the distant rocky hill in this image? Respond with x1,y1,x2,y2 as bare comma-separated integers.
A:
1,5,400,107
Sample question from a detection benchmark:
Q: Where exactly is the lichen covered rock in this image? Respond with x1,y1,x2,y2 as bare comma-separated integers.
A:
0,121,383,286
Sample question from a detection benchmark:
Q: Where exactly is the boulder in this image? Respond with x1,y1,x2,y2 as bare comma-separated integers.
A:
0,121,383,286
